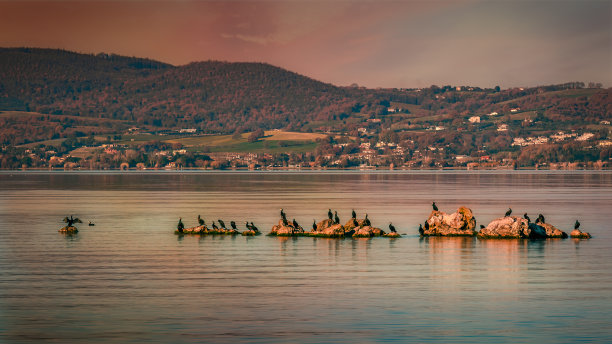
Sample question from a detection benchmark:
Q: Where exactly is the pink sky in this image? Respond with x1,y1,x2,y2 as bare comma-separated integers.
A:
1,0,610,88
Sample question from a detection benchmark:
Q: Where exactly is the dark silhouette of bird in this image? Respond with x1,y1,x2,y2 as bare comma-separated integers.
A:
418,224,424,235
177,218,184,233
250,222,259,232
198,215,204,226
352,209,356,219
280,208,286,221
312,219,317,231
88,221,95,226
230,221,237,230
432,202,438,211
505,208,512,217
480,224,485,229
245,221,252,230
352,218,359,227
536,214,545,224
424,221,429,230
524,213,531,223
364,214,371,226
389,223,397,233
292,219,299,228
63,215,82,227
334,211,340,225
212,221,219,230
328,209,333,220
574,220,580,230
218,219,226,228
282,217,289,226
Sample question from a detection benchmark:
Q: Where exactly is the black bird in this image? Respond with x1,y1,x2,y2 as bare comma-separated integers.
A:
432,202,439,211
250,222,259,232
505,208,512,217
218,219,226,228
212,221,219,230
334,211,340,225
389,223,397,233
230,221,237,230
280,208,286,221
536,214,545,224
312,219,317,231
63,215,82,227
88,221,95,226
574,220,580,230
352,218,359,227
418,224,424,235
480,224,485,229
292,219,300,228
245,221,252,231
364,214,371,227
282,217,289,226
524,213,531,223
198,215,204,226
352,209,357,219
424,221,430,230
177,218,184,233
328,209,333,220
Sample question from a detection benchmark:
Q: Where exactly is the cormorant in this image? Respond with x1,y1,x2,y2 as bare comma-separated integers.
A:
574,220,580,230
280,208,286,221
480,224,485,229
334,211,340,225
505,208,512,217
250,222,259,232
432,202,439,211
230,221,237,230
389,223,397,233
418,224,424,235
245,221,252,230
63,215,82,227
536,214,545,224
282,217,289,226
218,219,226,228
312,219,317,231
424,221,430,230
328,209,333,220
212,221,219,230
198,215,204,226
177,218,184,233
352,209,356,219
292,219,299,228
364,214,371,227
524,213,531,223
88,221,95,226
352,218,359,227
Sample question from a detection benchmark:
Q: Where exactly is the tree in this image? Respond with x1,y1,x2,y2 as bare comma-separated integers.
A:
248,129,265,143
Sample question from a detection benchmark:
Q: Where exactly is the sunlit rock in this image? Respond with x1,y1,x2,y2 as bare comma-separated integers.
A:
478,216,547,238
59,226,78,233
570,229,591,239
352,226,385,238
537,222,568,238
269,219,305,236
421,206,477,236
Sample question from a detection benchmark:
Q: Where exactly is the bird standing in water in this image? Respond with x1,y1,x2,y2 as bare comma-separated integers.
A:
505,208,512,217
177,218,184,233
432,202,438,211
418,224,424,235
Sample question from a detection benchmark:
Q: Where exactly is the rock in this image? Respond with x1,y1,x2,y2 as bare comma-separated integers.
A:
384,232,401,238
478,216,546,238
241,230,261,236
343,218,368,231
310,219,348,237
570,229,591,239
352,226,385,238
538,222,568,238
269,219,305,236
177,225,240,235
59,226,78,233
421,206,477,236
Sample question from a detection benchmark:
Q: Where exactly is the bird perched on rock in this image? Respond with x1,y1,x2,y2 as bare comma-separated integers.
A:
280,208,286,221
218,219,226,228
536,214,545,224
292,219,300,228
63,215,82,227
245,221,252,231
198,215,204,226
312,219,317,231
432,202,438,211
574,220,580,230
250,222,259,232
352,209,357,219
424,221,430,230
364,214,371,227
505,208,512,217
418,224,424,235
334,211,340,225
524,213,531,223
212,221,219,230
480,224,485,229
389,223,397,233
328,209,333,220
352,218,359,227
177,218,184,233
230,221,237,230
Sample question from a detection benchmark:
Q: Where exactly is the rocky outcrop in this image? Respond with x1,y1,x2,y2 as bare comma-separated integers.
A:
538,222,568,238
421,206,477,236
478,217,548,238
310,219,348,237
241,229,261,236
384,232,401,238
269,220,305,236
570,229,591,239
177,225,240,235
352,225,385,237
59,226,78,233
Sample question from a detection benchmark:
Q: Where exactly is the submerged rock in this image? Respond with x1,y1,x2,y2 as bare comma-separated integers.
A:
421,206,477,236
59,226,78,233
570,229,591,239
269,219,305,236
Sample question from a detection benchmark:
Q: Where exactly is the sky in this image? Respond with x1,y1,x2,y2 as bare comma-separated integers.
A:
0,0,610,88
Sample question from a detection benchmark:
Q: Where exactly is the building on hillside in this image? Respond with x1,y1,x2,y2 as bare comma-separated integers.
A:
468,116,481,123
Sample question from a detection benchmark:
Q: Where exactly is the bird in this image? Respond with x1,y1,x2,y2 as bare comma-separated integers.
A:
418,224,424,235
424,221,429,230
280,208,286,221
63,215,82,227
245,221,252,231
250,222,259,232
574,220,580,230
364,214,371,227
292,219,300,228
230,221,237,230
536,214,545,224
282,217,289,226
177,218,184,233
432,202,439,211
480,224,485,229
389,223,397,233
218,219,226,228
198,215,204,226
334,211,340,225
312,219,317,231
352,209,357,219
524,213,531,223
505,208,512,217
212,221,219,230
88,221,95,226
352,218,359,227
328,209,333,220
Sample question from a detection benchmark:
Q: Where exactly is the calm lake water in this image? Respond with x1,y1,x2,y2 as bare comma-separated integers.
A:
1,171,611,343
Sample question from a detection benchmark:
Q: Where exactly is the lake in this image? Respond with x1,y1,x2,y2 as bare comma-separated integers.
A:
1,171,611,343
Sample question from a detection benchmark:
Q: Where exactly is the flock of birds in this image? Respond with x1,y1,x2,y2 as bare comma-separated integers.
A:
176,216,260,233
